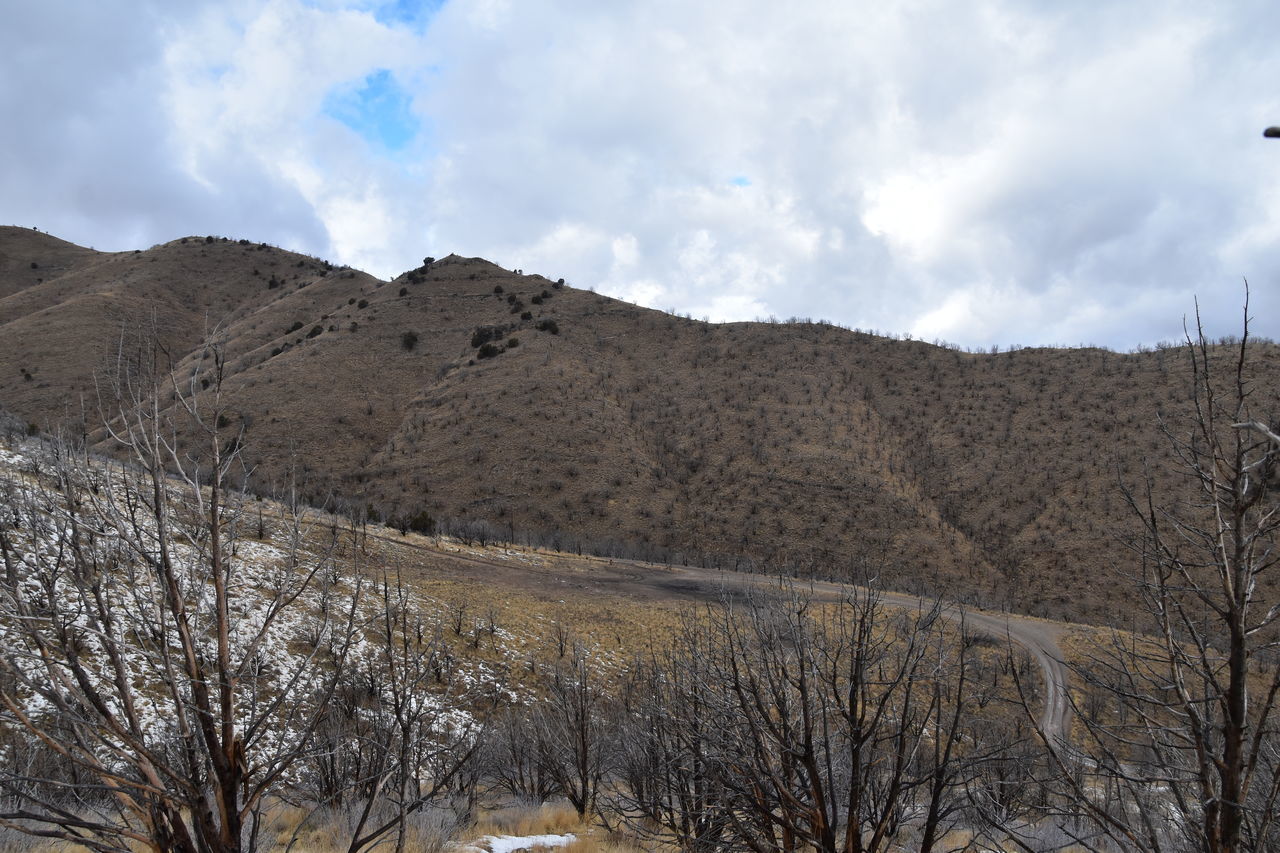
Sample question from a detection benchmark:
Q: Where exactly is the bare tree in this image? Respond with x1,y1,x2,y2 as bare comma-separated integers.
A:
1034,296,1280,853
335,569,487,853
0,340,361,853
480,707,557,804
532,642,615,820
613,586,1011,853
613,613,732,853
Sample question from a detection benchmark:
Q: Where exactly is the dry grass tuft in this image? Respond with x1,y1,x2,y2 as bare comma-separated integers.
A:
467,801,581,839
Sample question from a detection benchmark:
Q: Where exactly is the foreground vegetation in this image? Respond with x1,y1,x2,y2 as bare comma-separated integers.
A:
0,303,1277,852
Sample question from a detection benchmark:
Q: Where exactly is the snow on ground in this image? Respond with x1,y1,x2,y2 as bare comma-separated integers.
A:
0,435,487,768
456,833,577,853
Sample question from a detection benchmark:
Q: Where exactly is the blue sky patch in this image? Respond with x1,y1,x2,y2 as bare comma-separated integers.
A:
730,175,752,187
374,0,445,29
323,69,419,152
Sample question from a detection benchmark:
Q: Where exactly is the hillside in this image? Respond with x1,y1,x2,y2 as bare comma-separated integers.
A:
2,225,1276,624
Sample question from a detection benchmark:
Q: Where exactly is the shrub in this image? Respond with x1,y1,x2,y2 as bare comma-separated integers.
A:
471,326,507,348
401,331,419,351
521,311,533,321
29,261,37,269
399,287,408,296
358,299,369,309
537,319,560,335
348,297,356,305
306,325,322,339
288,321,303,333
507,337,519,348
477,342,501,359
555,278,565,288
494,285,504,294
406,510,434,535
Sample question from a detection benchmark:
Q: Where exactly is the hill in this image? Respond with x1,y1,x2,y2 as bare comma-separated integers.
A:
2,225,1276,624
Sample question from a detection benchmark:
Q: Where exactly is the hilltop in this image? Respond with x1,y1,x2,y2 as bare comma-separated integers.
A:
2,225,1277,624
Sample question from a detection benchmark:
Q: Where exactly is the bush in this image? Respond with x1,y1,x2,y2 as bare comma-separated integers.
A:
521,311,533,321
306,325,322,339
507,337,519,348
406,510,434,535
357,299,368,309
288,321,303,333
477,342,501,359
494,285,504,294
471,325,507,348
401,331,419,351
537,319,560,335
399,287,408,296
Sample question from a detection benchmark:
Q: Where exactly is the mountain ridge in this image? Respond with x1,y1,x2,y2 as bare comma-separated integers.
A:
2,225,1275,625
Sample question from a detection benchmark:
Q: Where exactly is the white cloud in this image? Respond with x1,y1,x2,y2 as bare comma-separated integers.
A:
2,0,1278,347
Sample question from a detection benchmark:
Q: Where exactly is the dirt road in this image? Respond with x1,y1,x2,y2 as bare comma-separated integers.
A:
374,532,1072,745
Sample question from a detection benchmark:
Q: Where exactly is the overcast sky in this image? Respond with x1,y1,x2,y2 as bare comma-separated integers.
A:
3,0,1278,349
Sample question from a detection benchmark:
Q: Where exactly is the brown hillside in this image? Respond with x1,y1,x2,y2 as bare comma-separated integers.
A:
1,225,1276,625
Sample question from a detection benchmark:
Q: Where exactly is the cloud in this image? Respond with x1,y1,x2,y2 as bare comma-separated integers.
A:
2,0,1278,348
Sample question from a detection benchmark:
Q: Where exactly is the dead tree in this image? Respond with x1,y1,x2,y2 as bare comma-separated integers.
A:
614,585,1003,853
1035,295,1280,853
613,613,733,853
533,642,615,819
337,569,487,853
0,339,361,853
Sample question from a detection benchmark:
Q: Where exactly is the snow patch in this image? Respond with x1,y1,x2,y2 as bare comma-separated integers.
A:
458,833,577,853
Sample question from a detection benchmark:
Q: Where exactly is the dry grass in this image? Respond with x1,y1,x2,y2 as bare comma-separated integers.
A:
466,801,580,839
7,225,1278,631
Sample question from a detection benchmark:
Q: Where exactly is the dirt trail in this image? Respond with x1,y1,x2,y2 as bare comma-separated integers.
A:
371,532,1072,745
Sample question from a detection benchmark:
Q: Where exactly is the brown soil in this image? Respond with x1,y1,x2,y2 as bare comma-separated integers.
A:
3,225,1277,627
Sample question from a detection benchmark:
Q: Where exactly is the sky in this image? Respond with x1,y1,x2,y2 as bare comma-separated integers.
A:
3,0,1278,350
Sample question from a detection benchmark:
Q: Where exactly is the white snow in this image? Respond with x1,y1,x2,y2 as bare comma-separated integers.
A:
458,833,577,853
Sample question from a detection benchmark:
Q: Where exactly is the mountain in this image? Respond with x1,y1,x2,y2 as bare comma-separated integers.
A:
2,225,1276,624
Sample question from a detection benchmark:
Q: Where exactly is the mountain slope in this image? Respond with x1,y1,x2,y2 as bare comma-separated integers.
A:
2,226,1275,624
